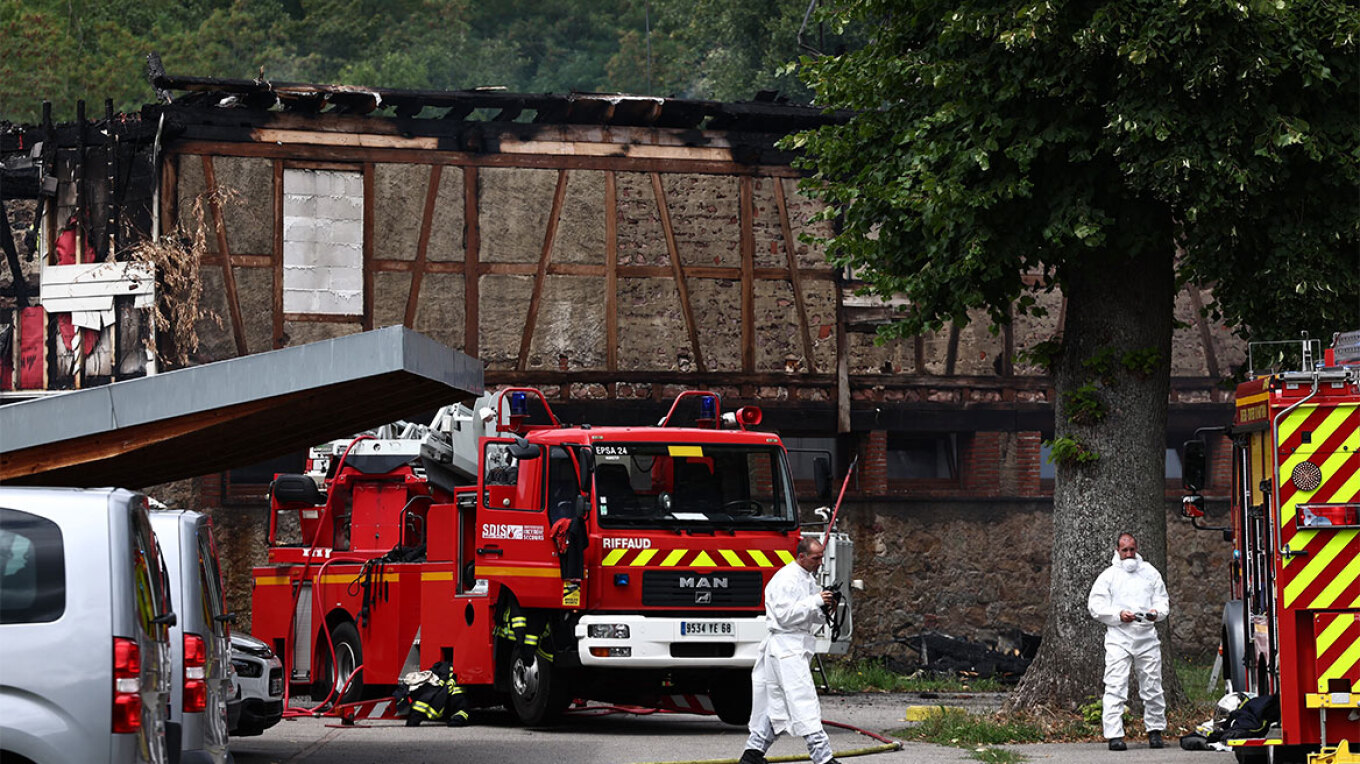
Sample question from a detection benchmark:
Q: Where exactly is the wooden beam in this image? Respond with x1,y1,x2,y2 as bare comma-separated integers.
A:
373,260,465,274
362,162,375,330
272,160,284,348
773,177,817,374
739,176,755,372
200,156,249,356
605,170,618,372
168,140,805,178
200,254,274,268
651,172,705,373
1002,307,1015,376
945,323,961,376
518,169,570,372
405,164,443,328
159,153,179,242
251,128,439,150
280,313,366,324
1186,285,1220,378
464,167,480,356
914,335,926,374
282,159,363,172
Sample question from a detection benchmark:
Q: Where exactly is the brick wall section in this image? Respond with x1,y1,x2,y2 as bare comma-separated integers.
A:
1017,431,1043,496
1209,434,1233,492
960,432,1004,496
860,430,889,496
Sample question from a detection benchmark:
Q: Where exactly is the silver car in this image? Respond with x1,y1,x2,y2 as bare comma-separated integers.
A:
0,487,173,764
150,510,234,763
228,633,284,736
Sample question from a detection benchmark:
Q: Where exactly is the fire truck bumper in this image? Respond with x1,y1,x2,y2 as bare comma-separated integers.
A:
574,615,766,668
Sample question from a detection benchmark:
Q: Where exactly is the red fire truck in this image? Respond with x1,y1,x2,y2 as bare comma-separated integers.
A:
251,389,853,725
1182,331,1359,762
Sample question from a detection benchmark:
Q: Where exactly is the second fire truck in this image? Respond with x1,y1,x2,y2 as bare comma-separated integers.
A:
251,389,853,725
1182,331,1359,762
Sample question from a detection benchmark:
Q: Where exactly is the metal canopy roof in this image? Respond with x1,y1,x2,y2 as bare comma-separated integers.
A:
0,326,483,489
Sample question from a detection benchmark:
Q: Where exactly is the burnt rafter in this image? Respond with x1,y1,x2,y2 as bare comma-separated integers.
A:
150,73,851,133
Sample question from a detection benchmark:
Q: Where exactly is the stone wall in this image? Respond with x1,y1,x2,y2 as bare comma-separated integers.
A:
834,494,1234,665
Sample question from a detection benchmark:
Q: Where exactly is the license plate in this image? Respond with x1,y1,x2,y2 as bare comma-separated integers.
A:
680,621,733,637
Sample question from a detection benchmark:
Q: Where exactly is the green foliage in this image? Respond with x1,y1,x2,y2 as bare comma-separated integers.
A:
1078,698,1105,726
1,0,869,124
1043,437,1099,466
1120,348,1162,378
825,660,1004,693
893,707,1045,746
1015,339,1062,373
787,0,1358,341
1062,383,1106,426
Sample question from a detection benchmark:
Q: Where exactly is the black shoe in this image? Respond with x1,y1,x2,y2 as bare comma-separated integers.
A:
737,751,766,764
1108,738,1127,751
1148,730,1164,749
404,715,422,727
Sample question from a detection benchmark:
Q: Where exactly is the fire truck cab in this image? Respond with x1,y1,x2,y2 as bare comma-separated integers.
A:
251,389,852,726
1182,331,1360,762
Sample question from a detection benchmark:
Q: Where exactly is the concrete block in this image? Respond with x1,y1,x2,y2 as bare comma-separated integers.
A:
282,286,317,313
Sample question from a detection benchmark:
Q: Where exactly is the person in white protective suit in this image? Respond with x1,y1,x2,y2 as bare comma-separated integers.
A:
1087,532,1170,752
737,537,842,764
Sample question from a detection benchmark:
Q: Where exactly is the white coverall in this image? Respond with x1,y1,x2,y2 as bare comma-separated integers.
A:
1087,552,1170,740
745,560,834,764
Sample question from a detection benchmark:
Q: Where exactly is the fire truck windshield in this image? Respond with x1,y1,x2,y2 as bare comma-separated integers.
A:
591,442,798,530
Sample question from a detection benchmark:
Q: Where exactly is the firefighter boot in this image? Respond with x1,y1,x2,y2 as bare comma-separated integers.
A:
1108,737,1127,751
405,714,422,728
1148,730,1164,749
737,750,766,764
446,710,470,727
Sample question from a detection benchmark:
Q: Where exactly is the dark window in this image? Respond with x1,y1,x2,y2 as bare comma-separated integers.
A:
0,508,65,624
887,435,956,479
783,437,837,482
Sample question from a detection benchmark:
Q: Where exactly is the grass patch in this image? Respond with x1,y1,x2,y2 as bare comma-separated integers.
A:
891,707,1045,745
825,661,1006,693
1176,655,1225,706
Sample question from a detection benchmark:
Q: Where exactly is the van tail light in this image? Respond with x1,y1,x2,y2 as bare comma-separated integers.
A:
184,633,207,713
112,637,143,733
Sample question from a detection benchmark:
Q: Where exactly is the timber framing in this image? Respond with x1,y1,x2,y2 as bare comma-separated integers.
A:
1,75,1239,462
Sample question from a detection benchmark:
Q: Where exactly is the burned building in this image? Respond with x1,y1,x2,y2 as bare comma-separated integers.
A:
0,72,1243,657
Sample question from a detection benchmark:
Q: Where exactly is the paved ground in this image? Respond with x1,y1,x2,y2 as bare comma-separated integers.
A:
228,693,1230,763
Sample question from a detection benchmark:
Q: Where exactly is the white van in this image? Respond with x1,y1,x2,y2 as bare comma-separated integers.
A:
149,510,233,764
0,487,173,764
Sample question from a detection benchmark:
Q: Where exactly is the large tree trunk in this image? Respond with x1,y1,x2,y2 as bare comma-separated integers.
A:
1005,239,1183,713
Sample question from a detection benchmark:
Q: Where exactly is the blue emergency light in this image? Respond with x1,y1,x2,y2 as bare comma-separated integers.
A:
614,573,630,586
699,394,716,421
509,391,529,417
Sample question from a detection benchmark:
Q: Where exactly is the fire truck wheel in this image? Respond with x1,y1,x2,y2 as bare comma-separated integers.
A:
508,652,569,726
709,670,752,726
316,621,364,705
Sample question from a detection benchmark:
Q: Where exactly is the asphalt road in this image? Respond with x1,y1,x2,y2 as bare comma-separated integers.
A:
228,693,1229,764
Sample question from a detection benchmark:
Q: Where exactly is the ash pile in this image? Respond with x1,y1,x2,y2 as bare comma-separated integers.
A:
875,629,1040,683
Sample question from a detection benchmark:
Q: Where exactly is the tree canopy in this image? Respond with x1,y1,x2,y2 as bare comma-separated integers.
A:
0,0,866,124
788,0,1358,710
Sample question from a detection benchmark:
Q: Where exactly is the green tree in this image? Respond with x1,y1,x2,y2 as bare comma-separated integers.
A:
789,0,1358,711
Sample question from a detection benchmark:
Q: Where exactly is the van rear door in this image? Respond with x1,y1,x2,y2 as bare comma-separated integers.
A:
196,518,232,753
127,502,173,764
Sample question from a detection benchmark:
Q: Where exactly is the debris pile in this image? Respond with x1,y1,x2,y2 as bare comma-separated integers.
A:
869,629,1039,683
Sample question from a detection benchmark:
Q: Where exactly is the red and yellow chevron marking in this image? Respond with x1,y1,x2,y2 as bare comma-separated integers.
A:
599,547,795,568
1313,612,1360,694
1277,404,1360,610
